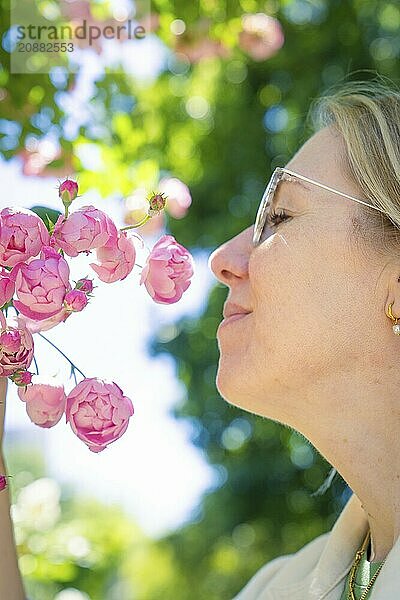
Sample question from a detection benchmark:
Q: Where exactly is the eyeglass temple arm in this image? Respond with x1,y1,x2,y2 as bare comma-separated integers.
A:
281,168,385,214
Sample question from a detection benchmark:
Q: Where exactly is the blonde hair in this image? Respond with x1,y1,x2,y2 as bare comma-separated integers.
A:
304,76,400,496
307,75,400,258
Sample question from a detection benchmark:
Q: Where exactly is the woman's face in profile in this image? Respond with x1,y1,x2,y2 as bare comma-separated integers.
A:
208,125,387,431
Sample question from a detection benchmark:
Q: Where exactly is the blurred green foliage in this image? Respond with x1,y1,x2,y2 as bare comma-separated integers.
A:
1,0,400,598
6,443,186,599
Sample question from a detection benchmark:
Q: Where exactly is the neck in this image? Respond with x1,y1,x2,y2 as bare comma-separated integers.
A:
368,526,390,563
291,372,400,565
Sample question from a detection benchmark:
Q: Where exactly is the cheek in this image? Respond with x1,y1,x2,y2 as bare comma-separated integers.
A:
249,230,359,385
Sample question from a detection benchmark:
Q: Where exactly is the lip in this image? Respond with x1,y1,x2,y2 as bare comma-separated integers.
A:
218,312,251,329
223,302,252,319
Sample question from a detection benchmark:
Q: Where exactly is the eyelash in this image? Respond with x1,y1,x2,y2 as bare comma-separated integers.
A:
266,208,290,228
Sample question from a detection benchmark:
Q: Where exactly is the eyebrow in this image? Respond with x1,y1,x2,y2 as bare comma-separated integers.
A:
284,177,312,193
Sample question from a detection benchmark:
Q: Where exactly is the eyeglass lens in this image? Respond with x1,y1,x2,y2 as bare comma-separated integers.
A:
254,169,280,245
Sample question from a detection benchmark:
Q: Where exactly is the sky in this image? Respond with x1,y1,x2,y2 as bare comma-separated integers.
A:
1,155,221,539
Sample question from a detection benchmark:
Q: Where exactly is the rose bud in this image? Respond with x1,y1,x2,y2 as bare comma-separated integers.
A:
0,474,8,491
58,178,79,207
75,277,94,294
63,289,88,312
10,369,33,387
147,191,167,217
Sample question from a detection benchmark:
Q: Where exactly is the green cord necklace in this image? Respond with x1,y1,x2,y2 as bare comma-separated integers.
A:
347,530,386,600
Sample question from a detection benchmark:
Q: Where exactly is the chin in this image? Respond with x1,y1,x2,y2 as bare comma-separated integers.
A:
215,363,239,404
215,361,253,410
215,359,294,422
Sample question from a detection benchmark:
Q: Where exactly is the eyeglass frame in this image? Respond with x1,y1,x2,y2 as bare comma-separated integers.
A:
252,166,388,247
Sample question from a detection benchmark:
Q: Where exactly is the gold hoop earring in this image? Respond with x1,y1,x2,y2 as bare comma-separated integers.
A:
386,302,400,335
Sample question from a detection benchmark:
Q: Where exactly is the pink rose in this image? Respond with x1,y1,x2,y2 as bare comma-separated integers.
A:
13,245,71,321
89,231,136,283
0,313,34,377
0,267,15,308
139,234,194,304
18,380,67,428
64,289,88,312
50,205,118,257
66,377,134,453
0,207,50,268
18,307,71,333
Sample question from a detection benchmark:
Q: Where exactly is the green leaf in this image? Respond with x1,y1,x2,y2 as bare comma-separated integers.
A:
29,205,63,234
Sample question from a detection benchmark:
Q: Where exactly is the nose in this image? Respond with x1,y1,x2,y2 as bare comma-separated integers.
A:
208,226,253,287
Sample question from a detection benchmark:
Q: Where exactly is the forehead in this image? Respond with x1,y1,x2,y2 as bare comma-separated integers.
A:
284,125,351,191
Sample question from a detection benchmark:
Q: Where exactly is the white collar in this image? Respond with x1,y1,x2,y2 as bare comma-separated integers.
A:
266,492,400,599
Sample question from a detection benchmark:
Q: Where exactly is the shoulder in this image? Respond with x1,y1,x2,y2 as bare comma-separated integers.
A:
232,531,330,599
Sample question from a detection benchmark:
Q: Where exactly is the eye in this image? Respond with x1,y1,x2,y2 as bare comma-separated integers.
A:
265,208,291,228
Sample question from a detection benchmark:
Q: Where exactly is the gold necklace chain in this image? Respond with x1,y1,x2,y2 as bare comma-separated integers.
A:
347,530,386,600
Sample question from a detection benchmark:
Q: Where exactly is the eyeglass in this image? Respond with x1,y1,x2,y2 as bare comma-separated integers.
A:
252,166,388,247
